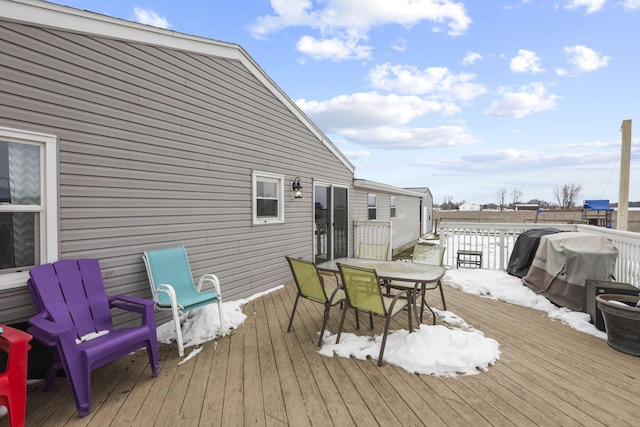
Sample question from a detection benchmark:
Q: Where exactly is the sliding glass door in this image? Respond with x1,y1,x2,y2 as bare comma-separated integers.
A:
314,184,348,263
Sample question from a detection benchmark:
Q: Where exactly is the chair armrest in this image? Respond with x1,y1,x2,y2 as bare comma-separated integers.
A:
155,283,177,298
154,284,187,313
28,312,76,347
328,285,344,302
109,295,156,326
197,273,222,296
386,289,411,312
109,295,155,317
389,289,411,299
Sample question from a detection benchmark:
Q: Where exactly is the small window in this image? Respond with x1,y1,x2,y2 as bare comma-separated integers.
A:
368,194,377,220
252,171,284,224
390,196,396,218
0,127,58,290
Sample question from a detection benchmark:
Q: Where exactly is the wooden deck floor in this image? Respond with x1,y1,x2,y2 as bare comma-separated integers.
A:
6,276,640,426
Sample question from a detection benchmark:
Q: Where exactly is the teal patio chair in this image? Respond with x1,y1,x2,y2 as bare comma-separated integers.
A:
143,246,224,357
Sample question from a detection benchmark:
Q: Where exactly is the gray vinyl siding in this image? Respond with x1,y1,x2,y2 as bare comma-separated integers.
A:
392,195,421,251
0,18,353,325
350,188,421,255
349,188,369,221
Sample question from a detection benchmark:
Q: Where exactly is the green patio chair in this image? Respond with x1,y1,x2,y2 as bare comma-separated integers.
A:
356,242,390,260
336,263,413,367
386,244,446,323
143,246,224,357
414,244,447,310
286,257,346,346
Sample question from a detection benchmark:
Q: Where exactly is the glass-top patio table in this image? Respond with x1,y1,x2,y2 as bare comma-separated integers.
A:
315,258,445,324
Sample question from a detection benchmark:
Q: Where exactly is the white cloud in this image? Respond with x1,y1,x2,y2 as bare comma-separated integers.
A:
462,51,483,66
368,63,487,101
422,145,620,174
509,49,544,73
250,0,472,60
623,0,640,9
296,35,372,60
297,91,454,131
547,139,619,149
133,7,171,29
556,68,568,76
341,150,371,159
296,91,481,149
249,0,315,38
563,45,611,72
459,148,615,169
340,125,481,148
484,82,560,118
563,0,607,14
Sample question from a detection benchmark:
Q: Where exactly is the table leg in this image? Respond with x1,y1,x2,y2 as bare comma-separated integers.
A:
418,283,437,325
410,285,421,326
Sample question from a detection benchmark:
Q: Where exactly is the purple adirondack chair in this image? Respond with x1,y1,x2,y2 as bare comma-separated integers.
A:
27,259,159,418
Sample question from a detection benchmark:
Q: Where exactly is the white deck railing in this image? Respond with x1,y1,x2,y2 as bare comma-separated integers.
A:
438,222,640,288
353,220,393,260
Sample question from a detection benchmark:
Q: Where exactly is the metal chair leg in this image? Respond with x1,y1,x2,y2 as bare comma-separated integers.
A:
287,294,301,332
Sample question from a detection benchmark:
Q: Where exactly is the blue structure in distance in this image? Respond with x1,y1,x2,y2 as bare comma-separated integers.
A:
582,199,613,228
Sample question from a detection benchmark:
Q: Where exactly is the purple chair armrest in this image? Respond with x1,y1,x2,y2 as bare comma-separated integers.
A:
28,312,76,347
108,295,154,310
108,295,156,324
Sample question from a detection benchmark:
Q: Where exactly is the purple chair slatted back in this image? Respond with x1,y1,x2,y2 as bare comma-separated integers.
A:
29,259,114,339
29,263,77,333
77,259,114,331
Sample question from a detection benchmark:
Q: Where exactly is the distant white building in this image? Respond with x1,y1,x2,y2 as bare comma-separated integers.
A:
514,203,540,211
459,202,481,211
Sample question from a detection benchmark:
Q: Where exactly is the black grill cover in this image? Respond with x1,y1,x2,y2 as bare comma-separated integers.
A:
507,228,563,278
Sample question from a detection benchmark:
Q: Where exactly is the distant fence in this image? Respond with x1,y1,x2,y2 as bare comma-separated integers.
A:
438,222,640,288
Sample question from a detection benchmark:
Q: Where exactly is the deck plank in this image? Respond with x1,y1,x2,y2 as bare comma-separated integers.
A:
272,285,336,426
242,299,266,426
253,292,288,427
90,348,154,426
262,290,312,427
177,342,214,426
200,328,231,425
221,316,246,426
118,344,173,426
8,277,640,427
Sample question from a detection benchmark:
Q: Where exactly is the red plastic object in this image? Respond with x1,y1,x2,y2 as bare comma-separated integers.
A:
0,325,32,427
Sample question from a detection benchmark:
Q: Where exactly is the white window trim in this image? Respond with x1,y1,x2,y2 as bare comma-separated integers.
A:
252,171,284,225
368,193,377,220
0,127,58,290
390,196,397,218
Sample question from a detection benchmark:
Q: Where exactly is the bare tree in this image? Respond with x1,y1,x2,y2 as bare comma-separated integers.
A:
511,188,523,207
553,183,582,209
496,188,507,211
442,195,454,210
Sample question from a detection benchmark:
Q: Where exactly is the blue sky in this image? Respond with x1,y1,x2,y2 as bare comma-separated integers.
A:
48,0,640,205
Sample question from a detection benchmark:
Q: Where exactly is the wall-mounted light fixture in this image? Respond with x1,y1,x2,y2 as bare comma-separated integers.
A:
291,177,303,199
